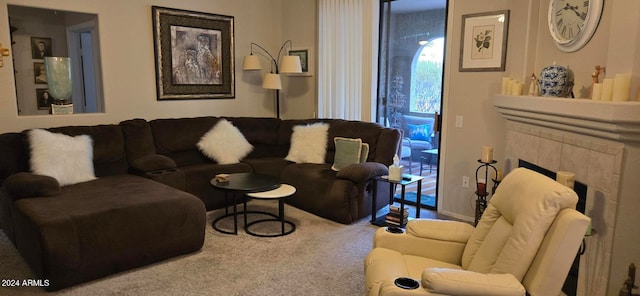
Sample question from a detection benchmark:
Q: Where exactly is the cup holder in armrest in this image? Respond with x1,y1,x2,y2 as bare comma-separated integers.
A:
394,277,419,290
385,226,404,234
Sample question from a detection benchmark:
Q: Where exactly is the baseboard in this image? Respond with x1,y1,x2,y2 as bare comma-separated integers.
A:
439,210,474,224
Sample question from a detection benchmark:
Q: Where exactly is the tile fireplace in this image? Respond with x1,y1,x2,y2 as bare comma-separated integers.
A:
495,95,640,296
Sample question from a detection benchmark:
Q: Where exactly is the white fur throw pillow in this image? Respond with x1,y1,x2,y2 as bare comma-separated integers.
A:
29,129,97,186
197,119,253,164
285,122,329,164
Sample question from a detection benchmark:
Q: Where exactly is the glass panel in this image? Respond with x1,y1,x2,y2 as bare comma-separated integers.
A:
376,0,447,211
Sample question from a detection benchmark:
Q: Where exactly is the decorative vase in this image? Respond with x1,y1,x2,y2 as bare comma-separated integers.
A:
44,57,72,103
539,64,573,97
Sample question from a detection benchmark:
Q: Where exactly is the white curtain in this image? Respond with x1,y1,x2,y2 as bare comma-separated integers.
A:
318,0,378,120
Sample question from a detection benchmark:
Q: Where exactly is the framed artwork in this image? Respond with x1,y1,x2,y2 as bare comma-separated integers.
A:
31,37,52,59
459,10,509,72
288,47,313,77
34,62,47,84
36,88,52,110
152,6,235,100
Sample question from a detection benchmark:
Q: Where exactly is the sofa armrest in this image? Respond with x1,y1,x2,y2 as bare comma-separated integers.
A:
336,162,388,183
2,172,61,200
130,154,177,173
374,219,475,265
423,268,526,296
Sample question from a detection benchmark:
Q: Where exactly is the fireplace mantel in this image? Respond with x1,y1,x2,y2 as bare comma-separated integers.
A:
494,95,640,142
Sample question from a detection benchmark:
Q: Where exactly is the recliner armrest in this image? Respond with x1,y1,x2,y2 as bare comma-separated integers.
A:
130,154,177,173
423,268,526,296
374,219,474,265
336,162,388,183
2,172,61,200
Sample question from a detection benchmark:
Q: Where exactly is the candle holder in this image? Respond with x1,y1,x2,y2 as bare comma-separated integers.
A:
474,159,499,226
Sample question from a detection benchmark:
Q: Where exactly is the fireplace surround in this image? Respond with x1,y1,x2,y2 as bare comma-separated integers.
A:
494,95,640,296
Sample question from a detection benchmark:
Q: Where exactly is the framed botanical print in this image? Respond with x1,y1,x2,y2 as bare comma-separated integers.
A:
459,10,509,72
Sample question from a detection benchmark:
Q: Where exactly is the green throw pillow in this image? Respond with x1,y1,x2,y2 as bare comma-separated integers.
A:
331,137,363,171
360,143,369,163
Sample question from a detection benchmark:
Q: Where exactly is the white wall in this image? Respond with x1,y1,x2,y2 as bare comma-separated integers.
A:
280,0,317,119
0,0,287,133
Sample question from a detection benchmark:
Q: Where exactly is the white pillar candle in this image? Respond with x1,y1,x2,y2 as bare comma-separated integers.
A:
592,83,603,100
601,78,615,101
612,73,632,101
511,81,523,96
501,77,512,95
481,146,493,163
556,171,575,189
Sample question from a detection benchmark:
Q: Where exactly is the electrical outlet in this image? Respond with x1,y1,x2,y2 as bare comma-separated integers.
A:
462,176,470,188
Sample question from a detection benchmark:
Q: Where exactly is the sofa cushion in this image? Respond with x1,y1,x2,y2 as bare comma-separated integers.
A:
149,117,219,166
197,119,253,164
285,122,329,164
0,132,29,184
28,129,96,186
46,124,129,177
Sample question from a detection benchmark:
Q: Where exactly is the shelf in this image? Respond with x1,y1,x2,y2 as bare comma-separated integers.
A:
494,95,640,142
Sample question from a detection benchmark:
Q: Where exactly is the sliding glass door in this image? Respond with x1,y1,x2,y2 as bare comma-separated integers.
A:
376,0,447,211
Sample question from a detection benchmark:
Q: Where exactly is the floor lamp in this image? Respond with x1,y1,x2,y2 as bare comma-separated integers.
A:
243,40,302,119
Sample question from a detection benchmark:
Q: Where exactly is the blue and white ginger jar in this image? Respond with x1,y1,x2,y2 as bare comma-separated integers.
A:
539,65,570,97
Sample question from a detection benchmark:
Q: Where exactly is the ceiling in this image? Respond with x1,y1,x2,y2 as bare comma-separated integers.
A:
389,0,447,13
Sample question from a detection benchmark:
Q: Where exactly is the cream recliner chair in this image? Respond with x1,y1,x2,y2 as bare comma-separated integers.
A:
365,167,590,296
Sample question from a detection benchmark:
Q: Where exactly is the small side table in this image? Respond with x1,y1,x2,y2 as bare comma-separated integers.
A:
245,184,297,237
420,149,438,175
371,174,424,227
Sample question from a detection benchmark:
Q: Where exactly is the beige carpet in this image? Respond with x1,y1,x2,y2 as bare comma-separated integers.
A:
0,200,377,296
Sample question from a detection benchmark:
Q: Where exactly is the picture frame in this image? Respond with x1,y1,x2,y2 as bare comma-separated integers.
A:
31,37,52,59
34,62,47,84
288,47,313,77
459,10,509,72
152,6,235,100
36,88,51,110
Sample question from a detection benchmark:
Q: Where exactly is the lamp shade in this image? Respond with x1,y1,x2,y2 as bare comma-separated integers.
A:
280,55,302,73
262,73,282,90
44,57,72,100
243,55,262,70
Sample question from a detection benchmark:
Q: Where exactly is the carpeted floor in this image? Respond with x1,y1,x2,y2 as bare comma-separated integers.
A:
0,200,379,296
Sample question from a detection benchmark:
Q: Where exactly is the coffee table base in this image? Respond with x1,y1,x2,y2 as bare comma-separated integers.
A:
244,199,296,237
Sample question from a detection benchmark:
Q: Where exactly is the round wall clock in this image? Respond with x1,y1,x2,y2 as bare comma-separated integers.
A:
548,0,604,52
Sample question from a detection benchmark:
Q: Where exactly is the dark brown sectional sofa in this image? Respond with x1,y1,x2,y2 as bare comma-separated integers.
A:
0,116,401,291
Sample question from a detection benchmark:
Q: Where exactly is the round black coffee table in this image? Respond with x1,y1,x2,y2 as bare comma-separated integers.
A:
210,173,280,235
